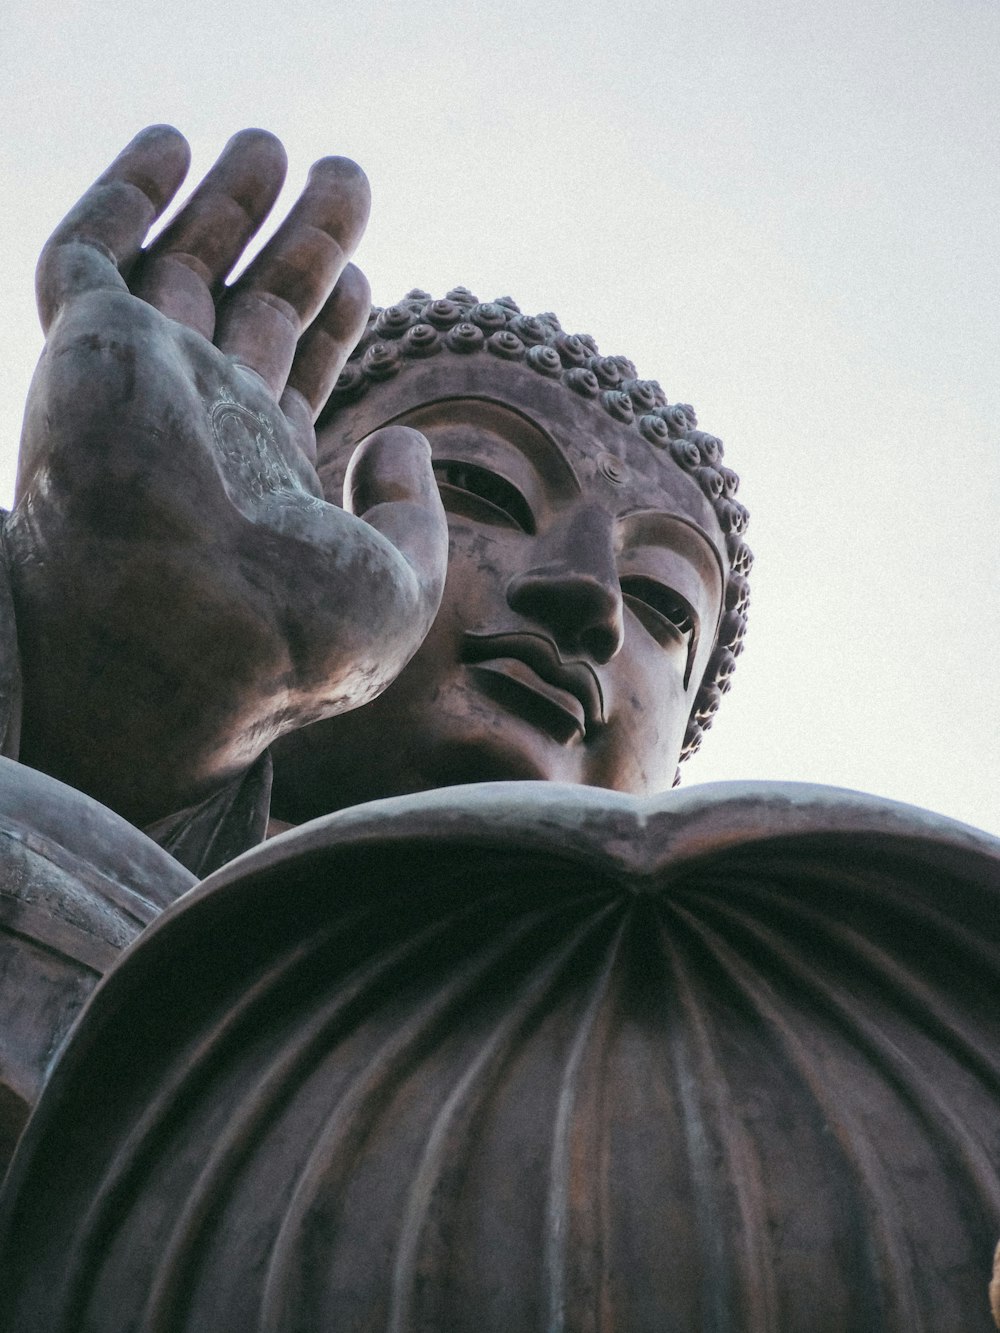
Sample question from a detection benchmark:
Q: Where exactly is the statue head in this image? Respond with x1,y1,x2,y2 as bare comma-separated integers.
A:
270,290,751,821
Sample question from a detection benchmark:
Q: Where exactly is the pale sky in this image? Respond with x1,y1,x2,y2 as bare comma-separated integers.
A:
1,0,997,833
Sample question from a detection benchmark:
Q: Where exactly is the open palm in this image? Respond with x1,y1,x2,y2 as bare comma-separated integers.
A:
6,127,447,826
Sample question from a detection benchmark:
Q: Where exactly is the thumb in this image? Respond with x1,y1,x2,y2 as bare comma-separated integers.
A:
344,425,448,627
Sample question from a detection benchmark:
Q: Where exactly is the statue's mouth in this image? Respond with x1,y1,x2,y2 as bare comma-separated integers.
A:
461,632,605,742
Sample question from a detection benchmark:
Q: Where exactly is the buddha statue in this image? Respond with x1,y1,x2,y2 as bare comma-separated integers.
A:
0,127,998,1331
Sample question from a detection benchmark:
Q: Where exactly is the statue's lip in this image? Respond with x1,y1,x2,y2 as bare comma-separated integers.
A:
462,631,605,737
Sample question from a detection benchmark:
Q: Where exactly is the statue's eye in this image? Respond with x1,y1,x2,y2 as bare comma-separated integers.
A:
433,461,535,534
620,576,695,652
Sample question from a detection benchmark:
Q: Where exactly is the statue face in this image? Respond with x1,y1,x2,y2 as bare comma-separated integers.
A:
271,392,725,820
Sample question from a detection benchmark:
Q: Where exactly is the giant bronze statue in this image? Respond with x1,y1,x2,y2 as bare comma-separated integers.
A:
0,127,998,1330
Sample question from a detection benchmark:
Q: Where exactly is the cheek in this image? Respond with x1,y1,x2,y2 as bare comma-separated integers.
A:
608,632,696,792
442,524,518,617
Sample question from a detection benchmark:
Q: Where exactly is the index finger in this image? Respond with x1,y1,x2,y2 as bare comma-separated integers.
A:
36,124,191,332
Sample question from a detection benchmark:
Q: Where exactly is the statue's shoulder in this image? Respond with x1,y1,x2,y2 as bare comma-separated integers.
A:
3,781,1000,1329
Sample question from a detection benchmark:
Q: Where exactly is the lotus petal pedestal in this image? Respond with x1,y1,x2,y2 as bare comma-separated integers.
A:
2,781,999,1331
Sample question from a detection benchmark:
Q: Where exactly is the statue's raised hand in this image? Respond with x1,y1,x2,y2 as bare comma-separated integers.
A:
6,126,448,825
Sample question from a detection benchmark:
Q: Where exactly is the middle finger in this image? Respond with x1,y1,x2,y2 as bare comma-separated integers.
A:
214,155,371,397
132,128,288,339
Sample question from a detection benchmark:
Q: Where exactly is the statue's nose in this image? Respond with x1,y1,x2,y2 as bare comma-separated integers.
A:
506,509,624,664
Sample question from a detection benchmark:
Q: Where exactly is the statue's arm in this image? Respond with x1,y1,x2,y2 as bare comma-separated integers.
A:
3,127,448,829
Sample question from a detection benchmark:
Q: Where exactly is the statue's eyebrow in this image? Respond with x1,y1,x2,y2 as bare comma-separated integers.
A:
394,397,581,498
481,415,581,499
617,509,726,591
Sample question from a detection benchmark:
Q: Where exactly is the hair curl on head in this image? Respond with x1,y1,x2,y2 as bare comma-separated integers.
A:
325,289,752,779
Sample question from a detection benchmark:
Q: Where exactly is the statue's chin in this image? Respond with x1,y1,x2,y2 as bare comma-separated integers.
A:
270,711,565,825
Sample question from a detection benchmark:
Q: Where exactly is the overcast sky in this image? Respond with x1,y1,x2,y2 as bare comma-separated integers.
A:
1,0,997,833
